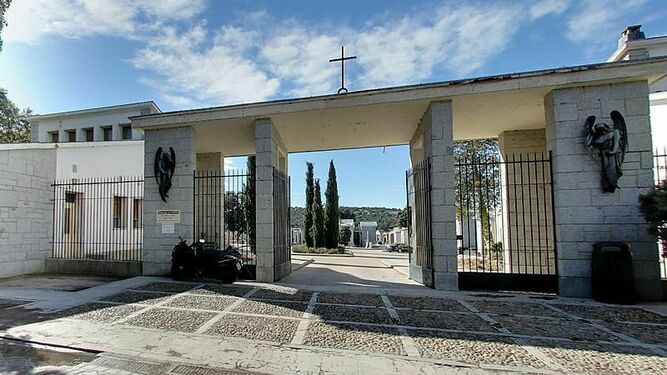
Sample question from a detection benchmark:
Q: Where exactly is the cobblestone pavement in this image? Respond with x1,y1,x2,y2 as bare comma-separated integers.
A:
2,280,667,374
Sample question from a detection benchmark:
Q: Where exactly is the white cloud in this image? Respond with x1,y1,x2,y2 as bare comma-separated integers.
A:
131,25,280,106
565,0,647,45
530,0,570,20
3,0,206,43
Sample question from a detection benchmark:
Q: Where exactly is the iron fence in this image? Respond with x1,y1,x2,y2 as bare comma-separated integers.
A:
653,149,667,278
455,152,556,277
52,176,144,261
193,169,256,271
406,158,433,276
273,168,290,269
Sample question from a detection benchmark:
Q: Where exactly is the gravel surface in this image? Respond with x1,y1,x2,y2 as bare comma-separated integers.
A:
134,282,198,293
397,310,496,332
231,300,307,318
165,295,237,311
124,308,216,332
468,300,566,318
388,296,467,312
188,284,255,297
549,304,667,324
316,292,384,306
601,321,667,345
312,304,394,324
527,339,667,374
494,315,622,342
205,315,299,343
410,330,545,368
101,291,173,305
303,322,406,355
55,303,144,323
251,288,313,302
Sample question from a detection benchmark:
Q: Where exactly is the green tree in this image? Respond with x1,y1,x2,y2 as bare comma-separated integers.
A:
243,156,256,251
324,160,340,248
340,207,355,220
304,162,315,247
0,1,11,54
339,226,352,246
454,139,501,249
397,207,408,227
311,179,325,248
0,88,31,143
225,191,246,240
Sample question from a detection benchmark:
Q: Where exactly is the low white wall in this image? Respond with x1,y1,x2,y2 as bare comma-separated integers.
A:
0,146,57,278
55,141,144,179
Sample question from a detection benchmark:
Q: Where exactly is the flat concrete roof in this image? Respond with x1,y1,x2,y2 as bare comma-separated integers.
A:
28,101,161,122
131,57,667,156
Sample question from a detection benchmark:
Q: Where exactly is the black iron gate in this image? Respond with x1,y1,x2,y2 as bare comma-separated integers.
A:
52,176,144,261
273,168,291,278
406,158,434,287
455,152,557,293
193,169,256,278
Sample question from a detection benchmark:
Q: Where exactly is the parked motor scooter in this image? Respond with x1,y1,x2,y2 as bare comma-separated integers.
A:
171,236,243,283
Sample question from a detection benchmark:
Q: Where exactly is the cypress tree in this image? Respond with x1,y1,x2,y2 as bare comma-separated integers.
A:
243,156,256,251
311,179,326,248
324,160,340,249
304,162,315,248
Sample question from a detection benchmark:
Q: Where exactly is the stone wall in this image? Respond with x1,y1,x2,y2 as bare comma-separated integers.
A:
0,147,56,278
255,118,290,282
142,127,196,275
545,81,662,300
409,101,457,290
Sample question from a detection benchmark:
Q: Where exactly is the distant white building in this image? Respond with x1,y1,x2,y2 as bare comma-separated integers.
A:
291,228,303,244
358,221,377,247
381,227,409,245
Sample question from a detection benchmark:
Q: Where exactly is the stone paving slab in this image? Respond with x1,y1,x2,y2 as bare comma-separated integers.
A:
231,299,307,318
303,322,406,356
469,300,566,318
549,304,667,324
494,315,622,342
123,307,217,333
526,339,667,375
205,314,299,343
250,288,313,302
600,321,667,345
388,296,467,312
101,290,173,305
134,282,199,294
316,292,384,306
312,304,394,324
166,295,238,311
408,330,546,368
188,285,255,298
55,302,144,323
397,310,497,332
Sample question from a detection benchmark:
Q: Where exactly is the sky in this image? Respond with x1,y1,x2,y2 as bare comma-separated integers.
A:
1,0,666,208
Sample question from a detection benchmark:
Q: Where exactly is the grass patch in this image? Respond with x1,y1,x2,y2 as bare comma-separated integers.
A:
292,245,346,254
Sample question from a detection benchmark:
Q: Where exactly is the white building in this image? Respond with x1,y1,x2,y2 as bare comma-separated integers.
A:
381,227,409,245
28,101,160,144
358,221,377,247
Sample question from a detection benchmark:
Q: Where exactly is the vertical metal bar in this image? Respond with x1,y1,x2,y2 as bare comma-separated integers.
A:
548,151,558,278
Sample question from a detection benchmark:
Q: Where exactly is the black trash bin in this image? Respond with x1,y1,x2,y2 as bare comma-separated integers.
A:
592,242,635,304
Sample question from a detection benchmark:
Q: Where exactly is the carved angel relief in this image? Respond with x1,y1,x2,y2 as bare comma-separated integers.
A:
584,111,628,193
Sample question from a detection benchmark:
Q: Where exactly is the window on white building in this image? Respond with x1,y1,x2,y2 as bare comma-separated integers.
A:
49,131,59,143
132,199,142,229
113,196,127,229
121,124,132,140
84,128,94,142
66,130,76,142
102,126,113,141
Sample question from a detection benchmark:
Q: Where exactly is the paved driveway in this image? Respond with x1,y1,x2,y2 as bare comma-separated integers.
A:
2,279,666,374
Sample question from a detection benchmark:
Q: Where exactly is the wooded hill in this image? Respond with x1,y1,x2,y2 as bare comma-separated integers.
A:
290,206,405,231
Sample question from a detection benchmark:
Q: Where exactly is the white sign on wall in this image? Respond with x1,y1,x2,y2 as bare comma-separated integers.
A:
161,223,175,234
156,210,181,224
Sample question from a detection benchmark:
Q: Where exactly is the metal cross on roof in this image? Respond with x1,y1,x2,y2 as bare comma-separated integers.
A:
329,46,357,94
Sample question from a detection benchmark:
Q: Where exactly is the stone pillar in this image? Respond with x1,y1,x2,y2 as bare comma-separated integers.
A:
255,118,289,282
409,101,458,290
195,153,224,244
545,81,661,300
498,129,554,274
143,126,196,275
